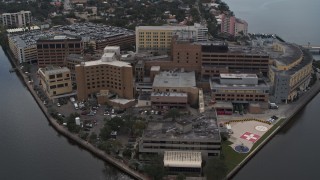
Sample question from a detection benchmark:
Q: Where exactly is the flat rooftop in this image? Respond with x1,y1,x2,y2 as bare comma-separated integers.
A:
220,73,257,79
40,66,70,75
136,25,198,31
151,66,160,71
265,42,303,66
210,78,269,89
8,22,134,48
153,71,196,88
271,48,313,75
151,92,187,97
79,59,131,67
109,98,135,105
143,118,220,141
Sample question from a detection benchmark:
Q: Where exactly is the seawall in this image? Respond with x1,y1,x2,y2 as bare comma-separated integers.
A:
227,79,320,179
4,48,148,180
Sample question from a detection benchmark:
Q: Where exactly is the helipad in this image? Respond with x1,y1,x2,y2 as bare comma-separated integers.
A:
255,125,268,132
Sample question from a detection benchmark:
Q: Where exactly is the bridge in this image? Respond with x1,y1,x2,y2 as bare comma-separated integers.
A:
302,45,320,55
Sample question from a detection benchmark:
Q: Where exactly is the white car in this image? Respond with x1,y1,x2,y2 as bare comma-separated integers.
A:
267,117,275,123
70,97,75,103
57,103,61,107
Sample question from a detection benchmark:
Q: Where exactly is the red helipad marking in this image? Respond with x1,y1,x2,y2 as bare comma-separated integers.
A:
240,132,260,143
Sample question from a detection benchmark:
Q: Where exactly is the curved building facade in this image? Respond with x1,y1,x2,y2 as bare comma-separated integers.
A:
268,43,313,103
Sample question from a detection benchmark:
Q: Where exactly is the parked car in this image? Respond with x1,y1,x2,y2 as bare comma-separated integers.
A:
70,97,75,103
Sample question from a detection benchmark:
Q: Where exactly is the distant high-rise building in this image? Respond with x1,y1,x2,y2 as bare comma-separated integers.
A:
37,35,84,67
221,14,248,36
220,14,235,36
235,18,248,36
0,10,31,28
136,23,208,54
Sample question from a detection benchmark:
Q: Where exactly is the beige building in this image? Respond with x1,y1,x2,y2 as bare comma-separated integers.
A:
75,46,134,101
152,71,199,106
268,42,313,103
0,10,31,28
8,35,38,64
38,67,73,98
135,23,208,54
151,92,188,109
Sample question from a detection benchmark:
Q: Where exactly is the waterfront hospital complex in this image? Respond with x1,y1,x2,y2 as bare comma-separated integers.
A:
7,20,313,173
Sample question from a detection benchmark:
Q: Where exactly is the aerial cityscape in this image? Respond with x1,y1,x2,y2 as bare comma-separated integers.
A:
0,0,320,180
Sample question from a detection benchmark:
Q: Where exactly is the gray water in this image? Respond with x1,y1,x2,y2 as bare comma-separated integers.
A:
0,48,130,180
1,0,319,179
223,0,320,179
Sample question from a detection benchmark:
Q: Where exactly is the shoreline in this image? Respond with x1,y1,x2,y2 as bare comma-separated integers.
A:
3,48,148,180
226,77,320,179
4,45,320,180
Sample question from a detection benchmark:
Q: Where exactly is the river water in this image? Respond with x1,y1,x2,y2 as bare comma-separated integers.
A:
1,1,319,179
0,48,129,179
223,0,320,179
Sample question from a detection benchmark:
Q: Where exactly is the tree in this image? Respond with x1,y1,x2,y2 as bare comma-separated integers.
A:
176,173,186,180
89,132,97,143
132,120,146,136
165,108,181,120
205,157,228,180
99,125,111,141
144,156,166,180
66,113,81,133
107,116,124,131
122,148,132,159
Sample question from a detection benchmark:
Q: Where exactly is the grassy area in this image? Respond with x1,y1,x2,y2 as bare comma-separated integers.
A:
221,141,247,171
222,118,286,172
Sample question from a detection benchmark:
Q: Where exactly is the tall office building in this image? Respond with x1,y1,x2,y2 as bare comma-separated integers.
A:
136,23,208,54
221,14,248,36
0,10,31,28
37,35,84,67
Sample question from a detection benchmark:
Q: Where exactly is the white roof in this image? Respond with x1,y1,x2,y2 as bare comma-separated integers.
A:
81,59,131,67
220,73,257,79
150,66,160,71
164,151,202,168
109,98,135,105
7,26,40,33
54,35,67,40
153,71,196,88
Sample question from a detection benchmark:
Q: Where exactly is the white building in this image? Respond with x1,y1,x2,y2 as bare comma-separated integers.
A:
0,11,31,28
135,23,208,53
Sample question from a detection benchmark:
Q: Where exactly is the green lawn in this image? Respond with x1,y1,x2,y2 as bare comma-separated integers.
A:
222,118,286,172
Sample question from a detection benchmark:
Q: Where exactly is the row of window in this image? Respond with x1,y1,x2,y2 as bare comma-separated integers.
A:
215,94,266,97
202,54,269,59
143,146,220,151
215,98,266,102
50,83,69,89
49,73,69,79
37,43,82,49
143,141,220,145
139,32,169,35
87,84,122,90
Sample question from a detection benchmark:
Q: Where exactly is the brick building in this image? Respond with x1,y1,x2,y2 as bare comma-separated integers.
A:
75,46,134,101
37,36,84,67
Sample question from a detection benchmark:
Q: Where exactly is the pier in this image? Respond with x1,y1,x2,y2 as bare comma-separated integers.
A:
302,45,320,55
